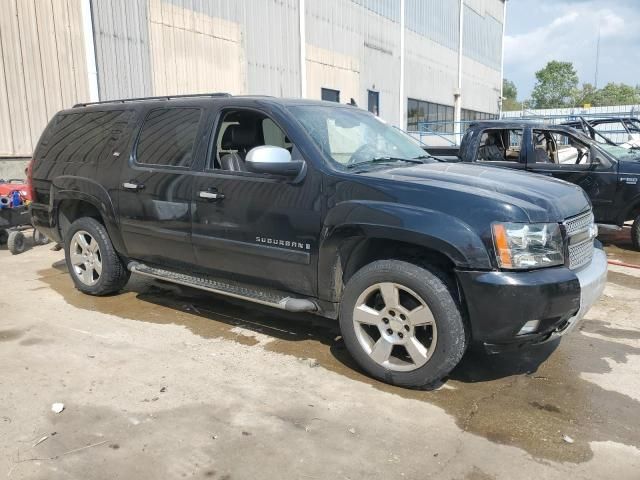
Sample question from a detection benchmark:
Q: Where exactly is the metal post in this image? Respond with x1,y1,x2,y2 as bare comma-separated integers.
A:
399,0,405,129
80,0,99,102
299,0,307,98
453,0,464,144
499,0,507,119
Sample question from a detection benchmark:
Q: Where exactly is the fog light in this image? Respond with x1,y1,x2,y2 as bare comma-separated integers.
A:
518,320,541,335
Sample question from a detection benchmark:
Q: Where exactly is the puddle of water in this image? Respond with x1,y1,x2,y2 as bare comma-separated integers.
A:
581,319,640,340
607,271,640,290
37,261,640,464
38,264,258,347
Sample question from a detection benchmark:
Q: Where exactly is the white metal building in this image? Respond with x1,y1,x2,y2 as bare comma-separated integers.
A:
0,0,506,176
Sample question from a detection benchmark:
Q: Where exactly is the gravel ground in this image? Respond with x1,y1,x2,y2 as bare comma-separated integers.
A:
1,231,639,479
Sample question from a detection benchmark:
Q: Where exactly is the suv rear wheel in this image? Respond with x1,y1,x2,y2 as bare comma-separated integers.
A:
64,217,130,295
339,260,467,389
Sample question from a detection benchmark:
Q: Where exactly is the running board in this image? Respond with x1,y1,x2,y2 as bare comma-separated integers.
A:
128,262,317,313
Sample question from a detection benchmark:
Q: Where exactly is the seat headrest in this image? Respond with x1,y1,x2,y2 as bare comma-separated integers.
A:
221,124,257,150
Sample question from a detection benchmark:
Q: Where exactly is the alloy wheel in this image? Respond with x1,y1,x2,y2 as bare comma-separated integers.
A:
352,282,437,372
69,230,102,286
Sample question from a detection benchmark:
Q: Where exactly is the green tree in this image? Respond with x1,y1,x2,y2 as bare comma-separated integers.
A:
502,78,521,111
531,61,579,108
592,82,640,106
575,83,598,107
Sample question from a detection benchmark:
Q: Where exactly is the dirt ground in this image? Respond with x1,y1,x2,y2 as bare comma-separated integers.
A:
1,229,639,479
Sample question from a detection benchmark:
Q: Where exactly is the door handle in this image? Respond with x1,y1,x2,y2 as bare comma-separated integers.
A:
199,190,224,200
123,181,145,191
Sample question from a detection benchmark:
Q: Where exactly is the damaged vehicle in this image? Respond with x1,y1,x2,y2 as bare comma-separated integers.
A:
30,96,606,388
563,116,640,149
425,121,640,250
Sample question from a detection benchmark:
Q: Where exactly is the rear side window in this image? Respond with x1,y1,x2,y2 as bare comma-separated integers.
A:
39,110,131,163
136,108,202,168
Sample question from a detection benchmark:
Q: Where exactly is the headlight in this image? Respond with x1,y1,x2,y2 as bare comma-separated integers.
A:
492,222,564,269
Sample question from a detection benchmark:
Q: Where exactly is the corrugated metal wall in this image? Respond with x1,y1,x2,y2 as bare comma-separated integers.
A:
405,0,504,115
405,0,460,52
91,0,301,99
0,0,90,157
0,0,505,157
92,0,153,99
463,3,502,71
305,0,400,121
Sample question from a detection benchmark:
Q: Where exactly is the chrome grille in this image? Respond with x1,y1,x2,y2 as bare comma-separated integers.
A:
564,211,594,236
564,211,595,270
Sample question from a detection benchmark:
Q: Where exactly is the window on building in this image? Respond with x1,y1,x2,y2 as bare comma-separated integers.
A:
406,98,454,133
136,108,202,167
461,109,499,131
321,88,340,103
367,90,379,116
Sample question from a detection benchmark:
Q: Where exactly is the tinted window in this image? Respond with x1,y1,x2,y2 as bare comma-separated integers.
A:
136,108,201,167
40,110,131,163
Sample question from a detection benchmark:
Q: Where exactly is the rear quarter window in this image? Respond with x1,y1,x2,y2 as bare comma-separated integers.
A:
39,110,132,164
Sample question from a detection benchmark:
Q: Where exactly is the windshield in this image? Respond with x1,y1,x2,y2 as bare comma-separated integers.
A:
290,105,431,169
599,143,640,161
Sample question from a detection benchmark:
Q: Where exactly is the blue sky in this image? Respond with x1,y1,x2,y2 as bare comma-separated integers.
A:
504,0,640,100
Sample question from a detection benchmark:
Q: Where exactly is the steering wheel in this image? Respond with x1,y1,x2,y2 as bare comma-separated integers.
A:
575,149,586,165
347,144,379,166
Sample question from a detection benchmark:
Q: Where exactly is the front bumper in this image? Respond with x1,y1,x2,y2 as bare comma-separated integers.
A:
457,246,608,352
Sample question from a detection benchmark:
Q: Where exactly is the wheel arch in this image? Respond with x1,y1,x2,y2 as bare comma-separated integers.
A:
52,177,126,254
318,202,492,303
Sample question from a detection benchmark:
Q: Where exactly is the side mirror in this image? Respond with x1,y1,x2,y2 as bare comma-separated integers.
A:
245,146,305,178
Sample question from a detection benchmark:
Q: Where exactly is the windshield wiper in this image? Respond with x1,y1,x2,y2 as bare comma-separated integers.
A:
346,156,425,169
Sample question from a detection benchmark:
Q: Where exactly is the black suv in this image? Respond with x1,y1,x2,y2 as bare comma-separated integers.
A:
30,95,607,388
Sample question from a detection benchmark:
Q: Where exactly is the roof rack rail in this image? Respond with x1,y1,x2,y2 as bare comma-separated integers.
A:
73,92,232,108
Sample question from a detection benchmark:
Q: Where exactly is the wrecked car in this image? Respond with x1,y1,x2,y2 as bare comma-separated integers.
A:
425,121,640,250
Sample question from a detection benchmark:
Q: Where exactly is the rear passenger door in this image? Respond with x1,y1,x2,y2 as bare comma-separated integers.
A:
118,106,206,268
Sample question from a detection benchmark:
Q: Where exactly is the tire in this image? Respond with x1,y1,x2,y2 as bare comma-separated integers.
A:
0,229,7,245
632,215,640,251
339,260,467,389
32,228,50,246
7,231,26,255
64,217,130,295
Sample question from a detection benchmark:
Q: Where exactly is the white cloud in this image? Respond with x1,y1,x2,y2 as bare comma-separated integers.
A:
504,0,640,98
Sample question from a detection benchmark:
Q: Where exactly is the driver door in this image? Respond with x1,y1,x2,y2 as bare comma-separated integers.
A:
190,106,322,297
526,129,618,220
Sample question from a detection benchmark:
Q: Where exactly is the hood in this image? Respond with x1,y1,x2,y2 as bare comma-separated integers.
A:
362,162,591,222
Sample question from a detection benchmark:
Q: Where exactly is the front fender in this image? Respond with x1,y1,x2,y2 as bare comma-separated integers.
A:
318,201,493,300
52,176,127,254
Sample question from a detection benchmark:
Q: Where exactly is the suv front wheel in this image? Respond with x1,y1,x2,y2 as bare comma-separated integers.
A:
339,260,467,389
64,217,130,295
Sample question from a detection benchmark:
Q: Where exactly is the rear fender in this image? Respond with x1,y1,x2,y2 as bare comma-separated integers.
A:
51,176,127,254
